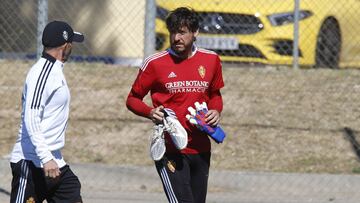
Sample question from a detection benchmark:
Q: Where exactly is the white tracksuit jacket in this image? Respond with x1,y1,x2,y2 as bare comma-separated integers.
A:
10,53,70,168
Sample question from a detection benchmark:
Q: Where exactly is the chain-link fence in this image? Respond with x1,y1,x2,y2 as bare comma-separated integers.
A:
0,0,147,65
1,0,360,202
1,0,360,67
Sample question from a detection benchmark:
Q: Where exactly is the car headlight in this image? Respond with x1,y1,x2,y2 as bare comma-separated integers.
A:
268,10,312,26
156,6,169,21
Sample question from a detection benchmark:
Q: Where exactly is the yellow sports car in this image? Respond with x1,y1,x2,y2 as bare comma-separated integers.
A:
155,0,360,68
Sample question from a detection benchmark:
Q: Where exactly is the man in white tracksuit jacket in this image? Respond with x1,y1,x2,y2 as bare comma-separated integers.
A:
10,20,84,203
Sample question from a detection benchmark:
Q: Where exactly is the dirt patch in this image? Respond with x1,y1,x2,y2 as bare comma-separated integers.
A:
1,61,360,173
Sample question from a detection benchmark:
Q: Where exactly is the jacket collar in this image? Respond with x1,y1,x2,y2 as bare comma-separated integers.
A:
42,51,57,63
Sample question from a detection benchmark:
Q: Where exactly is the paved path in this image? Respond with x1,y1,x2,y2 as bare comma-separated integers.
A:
1,158,360,203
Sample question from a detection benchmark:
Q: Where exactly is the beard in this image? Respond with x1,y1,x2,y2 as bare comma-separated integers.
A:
170,35,196,58
172,45,185,54
62,46,72,62
171,42,192,57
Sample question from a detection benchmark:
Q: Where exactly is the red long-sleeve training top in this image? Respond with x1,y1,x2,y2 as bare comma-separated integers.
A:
126,47,224,154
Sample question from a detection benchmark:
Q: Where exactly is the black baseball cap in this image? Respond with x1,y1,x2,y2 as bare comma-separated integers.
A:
42,20,84,47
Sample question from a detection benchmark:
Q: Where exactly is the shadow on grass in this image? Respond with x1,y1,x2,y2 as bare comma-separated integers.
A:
343,127,360,161
0,187,10,196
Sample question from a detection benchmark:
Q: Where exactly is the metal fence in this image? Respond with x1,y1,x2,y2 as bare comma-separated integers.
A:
1,0,360,202
1,0,360,67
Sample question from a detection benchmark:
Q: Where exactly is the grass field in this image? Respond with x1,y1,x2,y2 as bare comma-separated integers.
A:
1,60,360,173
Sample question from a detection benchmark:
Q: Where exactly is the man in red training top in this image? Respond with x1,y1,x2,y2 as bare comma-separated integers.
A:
126,7,224,203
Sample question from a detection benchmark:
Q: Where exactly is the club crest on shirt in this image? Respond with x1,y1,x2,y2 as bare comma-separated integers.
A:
26,197,35,203
167,160,176,173
198,66,206,78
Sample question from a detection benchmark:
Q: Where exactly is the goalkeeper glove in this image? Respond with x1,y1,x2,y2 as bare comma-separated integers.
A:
186,102,226,143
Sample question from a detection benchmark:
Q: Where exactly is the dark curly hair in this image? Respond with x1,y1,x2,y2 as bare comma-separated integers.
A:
166,7,199,33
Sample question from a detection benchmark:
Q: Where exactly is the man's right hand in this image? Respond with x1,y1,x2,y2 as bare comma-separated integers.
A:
149,105,164,124
43,160,60,178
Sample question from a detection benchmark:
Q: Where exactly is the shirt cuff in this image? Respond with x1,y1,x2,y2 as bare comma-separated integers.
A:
40,151,54,165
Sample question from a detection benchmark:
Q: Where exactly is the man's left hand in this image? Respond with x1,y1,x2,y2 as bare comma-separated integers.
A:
205,110,220,126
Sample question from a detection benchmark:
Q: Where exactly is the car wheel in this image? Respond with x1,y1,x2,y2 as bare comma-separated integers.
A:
315,18,341,69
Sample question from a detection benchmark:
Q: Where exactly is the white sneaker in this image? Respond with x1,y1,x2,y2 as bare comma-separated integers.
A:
150,124,166,161
163,108,188,150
